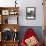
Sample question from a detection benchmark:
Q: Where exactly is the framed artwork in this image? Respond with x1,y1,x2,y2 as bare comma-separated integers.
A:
26,7,36,20
2,10,9,15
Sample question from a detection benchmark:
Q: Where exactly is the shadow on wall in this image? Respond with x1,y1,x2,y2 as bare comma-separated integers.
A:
18,26,43,44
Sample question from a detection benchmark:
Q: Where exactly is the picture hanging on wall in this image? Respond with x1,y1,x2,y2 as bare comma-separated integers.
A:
26,7,36,20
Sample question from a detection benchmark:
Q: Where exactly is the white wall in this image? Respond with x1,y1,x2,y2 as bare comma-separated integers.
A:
18,0,44,26
0,0,44,26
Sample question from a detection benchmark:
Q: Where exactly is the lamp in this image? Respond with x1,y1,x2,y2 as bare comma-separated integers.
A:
15,0,17,7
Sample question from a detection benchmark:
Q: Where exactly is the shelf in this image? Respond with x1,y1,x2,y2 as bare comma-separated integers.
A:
0,24,20,32
2,40,19,43
0,7,19,10
0,7,19,46
0,7,19,16
2,14,19,16
0,7,19,15
0,7,19,24
1,41,19,46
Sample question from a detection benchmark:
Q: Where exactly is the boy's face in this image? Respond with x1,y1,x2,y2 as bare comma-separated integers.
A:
25,36,38,46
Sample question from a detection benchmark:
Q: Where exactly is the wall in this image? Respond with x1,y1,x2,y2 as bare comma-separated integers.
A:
0,0,44,26
18,0,44,26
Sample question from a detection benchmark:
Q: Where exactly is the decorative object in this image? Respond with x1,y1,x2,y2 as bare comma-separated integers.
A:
1,28,18,41
1,28,13,41
26,7,36,20
13,32,18,41
5,18,8,24
9,10,18,15
2,16,8,24
2,10,9,15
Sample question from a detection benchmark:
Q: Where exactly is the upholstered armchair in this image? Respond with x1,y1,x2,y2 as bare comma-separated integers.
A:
21,28,41,46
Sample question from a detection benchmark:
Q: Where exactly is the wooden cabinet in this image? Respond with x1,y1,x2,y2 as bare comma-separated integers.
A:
0,7,19,46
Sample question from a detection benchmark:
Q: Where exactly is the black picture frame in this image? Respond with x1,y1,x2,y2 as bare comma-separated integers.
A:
26,7,36,20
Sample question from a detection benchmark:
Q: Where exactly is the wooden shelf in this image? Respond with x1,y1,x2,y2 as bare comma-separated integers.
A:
0,7,19,10
2,40,19,42
0,24,20,32
0,7,19,46
0,40,19,46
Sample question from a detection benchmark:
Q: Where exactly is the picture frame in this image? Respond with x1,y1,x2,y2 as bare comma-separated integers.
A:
2,10,9,15
26,7,36,20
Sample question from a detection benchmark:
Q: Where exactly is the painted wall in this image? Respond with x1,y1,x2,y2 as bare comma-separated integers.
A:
18,0,44,26
0,0,44,26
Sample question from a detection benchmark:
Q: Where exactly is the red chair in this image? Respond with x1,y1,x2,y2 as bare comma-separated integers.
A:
21,28,41,46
